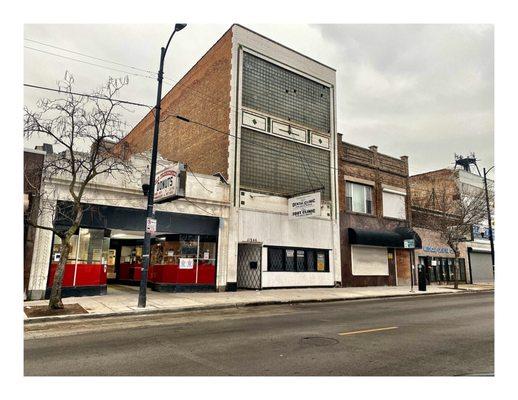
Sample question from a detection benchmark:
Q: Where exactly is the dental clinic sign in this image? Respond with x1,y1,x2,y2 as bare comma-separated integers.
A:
288,192,321,219
154,163,186,203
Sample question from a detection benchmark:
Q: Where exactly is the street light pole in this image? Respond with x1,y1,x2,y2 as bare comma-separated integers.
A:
483,166,495,277
138,23,187,308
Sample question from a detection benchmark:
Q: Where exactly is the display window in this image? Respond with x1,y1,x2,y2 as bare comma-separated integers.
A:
49,228,110,288
267,246,329,272
419,256,467,284
149,234,217,286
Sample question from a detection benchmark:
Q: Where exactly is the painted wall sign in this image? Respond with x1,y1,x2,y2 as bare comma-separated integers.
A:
288,191,321,219
154,163,186,203
179,258,194,269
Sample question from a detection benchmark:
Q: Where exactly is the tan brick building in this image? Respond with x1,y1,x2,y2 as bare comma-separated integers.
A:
338,137,419,287
410,168,494,284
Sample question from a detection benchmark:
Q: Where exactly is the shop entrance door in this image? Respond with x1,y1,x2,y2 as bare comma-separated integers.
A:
237,243,262,290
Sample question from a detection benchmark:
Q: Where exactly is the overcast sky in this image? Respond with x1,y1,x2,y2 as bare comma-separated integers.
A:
24,24,494,176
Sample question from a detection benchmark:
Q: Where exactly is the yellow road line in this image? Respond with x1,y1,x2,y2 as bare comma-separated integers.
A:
339,326,399,336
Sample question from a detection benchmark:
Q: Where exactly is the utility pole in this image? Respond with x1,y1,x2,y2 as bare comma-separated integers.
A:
483,167,495,277
138,24,187,308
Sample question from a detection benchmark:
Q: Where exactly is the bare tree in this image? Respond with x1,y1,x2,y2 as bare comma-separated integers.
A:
24,73,134,309
412,172,491,289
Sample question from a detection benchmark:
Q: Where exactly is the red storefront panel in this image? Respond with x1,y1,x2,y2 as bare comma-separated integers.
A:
151,263,215,285
48,263,106,287
197,262,216,284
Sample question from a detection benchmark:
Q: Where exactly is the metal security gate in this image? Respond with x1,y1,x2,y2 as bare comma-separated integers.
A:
237,244,262,289
470,251,494,283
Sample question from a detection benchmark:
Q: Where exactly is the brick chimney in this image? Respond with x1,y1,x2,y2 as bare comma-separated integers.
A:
369,145,378,152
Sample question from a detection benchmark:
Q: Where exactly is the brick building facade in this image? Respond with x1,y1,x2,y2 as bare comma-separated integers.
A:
118,24,342,291
338,136,418,287
121,30,232,179
410,168,494,284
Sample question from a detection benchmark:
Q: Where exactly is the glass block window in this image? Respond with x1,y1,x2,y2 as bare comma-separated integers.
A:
242,52,331,133
240,128,331,200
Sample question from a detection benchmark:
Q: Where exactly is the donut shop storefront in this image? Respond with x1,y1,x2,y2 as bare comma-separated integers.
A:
47,201,220,297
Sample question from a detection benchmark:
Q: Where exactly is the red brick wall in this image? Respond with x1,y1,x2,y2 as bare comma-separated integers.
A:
119,29,233,178
409,169,459,211
337,135,411,286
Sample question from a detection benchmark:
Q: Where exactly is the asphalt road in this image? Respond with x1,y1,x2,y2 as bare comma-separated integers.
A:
24,292,494,376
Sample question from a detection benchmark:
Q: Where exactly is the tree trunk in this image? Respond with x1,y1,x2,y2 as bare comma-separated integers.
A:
48,240,71,310
453,252,460,290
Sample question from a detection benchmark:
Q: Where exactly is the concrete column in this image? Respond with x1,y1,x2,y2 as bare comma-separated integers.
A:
27,199,55,300
225,207,240,291
216,217,229,291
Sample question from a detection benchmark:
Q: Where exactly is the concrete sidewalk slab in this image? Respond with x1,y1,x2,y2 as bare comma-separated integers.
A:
23,284,493,324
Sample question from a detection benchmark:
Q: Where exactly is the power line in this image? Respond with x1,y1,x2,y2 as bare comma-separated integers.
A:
187,165,213,194
24,46,159,82
171,113,341,174
26,81,338,175
25,38,157,76
24,40,234,112
25,82,357,177
24,83,153,108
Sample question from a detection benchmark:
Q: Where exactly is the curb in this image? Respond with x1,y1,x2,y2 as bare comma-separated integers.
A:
24,289,493,325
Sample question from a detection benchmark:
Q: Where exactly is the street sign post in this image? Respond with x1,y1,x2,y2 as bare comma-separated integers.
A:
146,217,157,235
403,239,416,292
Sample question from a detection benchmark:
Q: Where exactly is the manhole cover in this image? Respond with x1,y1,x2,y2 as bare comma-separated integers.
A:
300,336,339,347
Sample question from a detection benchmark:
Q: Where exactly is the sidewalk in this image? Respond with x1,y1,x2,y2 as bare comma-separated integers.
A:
23,283,494,323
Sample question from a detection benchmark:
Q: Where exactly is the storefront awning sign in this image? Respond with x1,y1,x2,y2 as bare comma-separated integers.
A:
154,163,186,203
288,191,321,219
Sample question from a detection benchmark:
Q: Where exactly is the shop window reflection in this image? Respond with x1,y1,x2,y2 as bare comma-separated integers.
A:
51,228,109,266
150,234,218,266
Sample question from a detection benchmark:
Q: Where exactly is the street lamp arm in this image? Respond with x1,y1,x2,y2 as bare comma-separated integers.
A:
485,165,495,176
164,23,187,56
164,31,176,56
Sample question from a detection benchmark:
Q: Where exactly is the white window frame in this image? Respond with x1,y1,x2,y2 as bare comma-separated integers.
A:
346,181,373,214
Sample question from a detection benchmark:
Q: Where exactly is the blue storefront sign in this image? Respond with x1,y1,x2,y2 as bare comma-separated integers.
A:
422,246,454,255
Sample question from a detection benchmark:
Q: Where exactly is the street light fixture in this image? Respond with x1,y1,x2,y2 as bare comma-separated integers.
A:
138,23,187,308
